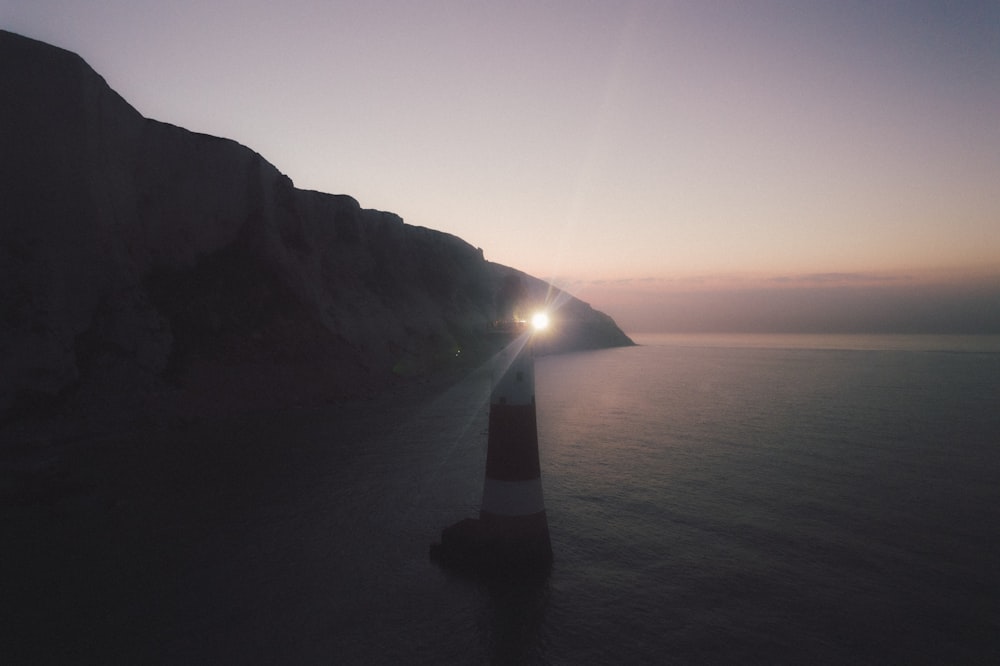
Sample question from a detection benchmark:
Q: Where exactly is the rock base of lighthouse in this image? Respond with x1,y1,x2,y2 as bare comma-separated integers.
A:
430,512,552,578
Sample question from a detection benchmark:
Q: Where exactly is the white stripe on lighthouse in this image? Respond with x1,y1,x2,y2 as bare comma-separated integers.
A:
481,477,546,516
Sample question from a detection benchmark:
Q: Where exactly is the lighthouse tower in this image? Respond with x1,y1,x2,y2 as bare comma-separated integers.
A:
431,317,552,576
479,333,551,562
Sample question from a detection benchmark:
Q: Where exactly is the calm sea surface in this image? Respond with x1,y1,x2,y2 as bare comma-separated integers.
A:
7,334,1000,664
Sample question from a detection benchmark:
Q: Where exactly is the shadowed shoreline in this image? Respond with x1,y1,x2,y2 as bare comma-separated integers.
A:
1,362,494,663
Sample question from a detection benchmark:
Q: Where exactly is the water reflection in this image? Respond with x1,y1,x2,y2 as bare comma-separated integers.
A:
476,577,550,665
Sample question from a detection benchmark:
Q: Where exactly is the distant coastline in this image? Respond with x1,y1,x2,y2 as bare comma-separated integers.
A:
628,332,1000,354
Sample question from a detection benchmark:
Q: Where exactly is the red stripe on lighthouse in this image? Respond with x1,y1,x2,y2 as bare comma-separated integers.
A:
485,404,541,481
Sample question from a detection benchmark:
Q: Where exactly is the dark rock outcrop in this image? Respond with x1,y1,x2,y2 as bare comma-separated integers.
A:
0,30,632,433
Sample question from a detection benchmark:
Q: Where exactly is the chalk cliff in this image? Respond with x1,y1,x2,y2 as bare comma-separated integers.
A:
0,31,632,432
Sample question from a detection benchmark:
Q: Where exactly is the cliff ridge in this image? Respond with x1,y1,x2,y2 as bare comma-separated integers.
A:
0,30,632,437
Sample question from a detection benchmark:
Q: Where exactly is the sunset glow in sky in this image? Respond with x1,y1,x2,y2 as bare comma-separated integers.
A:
5,1,999,332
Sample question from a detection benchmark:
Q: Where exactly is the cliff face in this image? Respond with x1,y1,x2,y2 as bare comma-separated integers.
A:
0,31,632,430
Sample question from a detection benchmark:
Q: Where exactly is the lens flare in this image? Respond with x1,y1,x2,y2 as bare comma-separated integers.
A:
531,312,550,331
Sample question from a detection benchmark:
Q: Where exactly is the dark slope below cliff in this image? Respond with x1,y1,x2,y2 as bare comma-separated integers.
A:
0,30,631,438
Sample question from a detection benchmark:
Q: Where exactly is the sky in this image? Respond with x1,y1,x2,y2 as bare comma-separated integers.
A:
4,1,999,332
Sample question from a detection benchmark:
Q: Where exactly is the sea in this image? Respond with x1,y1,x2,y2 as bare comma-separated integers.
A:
6,333,1000,664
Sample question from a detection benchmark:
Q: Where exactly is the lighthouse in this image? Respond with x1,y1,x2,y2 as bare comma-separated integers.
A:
430,313,552,576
